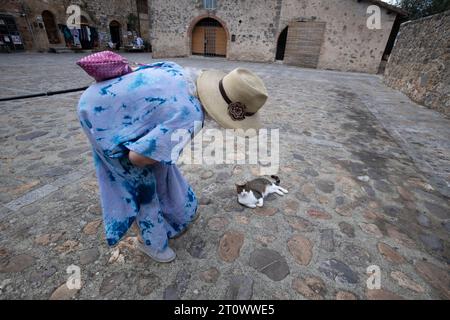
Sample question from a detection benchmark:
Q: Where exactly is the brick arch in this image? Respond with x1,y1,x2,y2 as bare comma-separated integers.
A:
187,14,230,58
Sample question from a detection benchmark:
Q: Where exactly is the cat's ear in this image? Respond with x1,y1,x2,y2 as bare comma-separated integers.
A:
236,184,245,193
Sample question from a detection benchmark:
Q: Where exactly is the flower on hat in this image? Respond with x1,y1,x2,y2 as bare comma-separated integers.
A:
228,102,247,121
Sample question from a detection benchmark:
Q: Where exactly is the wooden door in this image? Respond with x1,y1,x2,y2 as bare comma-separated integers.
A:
192,26,205,55
215,26,226,56
284,21,326,68
191,18,227,57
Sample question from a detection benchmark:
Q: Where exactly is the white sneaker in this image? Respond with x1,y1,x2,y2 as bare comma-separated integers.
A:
138,243,176,263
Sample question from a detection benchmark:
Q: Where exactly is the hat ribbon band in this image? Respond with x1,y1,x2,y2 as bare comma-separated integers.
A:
219,79,255,121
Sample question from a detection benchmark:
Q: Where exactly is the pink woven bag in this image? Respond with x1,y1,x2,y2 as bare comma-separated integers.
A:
76,51,132,82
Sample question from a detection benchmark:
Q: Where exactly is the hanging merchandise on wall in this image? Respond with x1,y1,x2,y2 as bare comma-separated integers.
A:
11,35,22,44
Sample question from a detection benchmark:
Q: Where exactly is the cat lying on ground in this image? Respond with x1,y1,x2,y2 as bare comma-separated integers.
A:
236,175,288,208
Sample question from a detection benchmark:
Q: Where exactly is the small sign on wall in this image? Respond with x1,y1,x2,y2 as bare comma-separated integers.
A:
11,35,22,45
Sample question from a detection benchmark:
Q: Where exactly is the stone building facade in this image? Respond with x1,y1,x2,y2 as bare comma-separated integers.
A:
384,11,450,116
149,0,407,73
0,0,150,52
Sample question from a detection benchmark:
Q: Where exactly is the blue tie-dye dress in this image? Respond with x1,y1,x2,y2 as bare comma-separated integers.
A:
77,61,204,252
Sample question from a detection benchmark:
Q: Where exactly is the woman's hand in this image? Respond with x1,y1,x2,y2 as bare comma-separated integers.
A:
128,150,157,167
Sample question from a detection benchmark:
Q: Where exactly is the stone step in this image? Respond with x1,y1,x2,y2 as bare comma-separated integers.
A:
48,47,73,54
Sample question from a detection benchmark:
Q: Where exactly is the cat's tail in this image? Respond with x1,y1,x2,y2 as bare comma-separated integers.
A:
270,175,280,185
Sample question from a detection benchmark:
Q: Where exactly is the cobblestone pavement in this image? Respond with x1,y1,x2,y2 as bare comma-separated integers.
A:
0,53,449,300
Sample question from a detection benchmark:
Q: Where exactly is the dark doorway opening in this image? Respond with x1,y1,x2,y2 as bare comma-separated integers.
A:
0,14,24,52
42,10,60,44
109,20,121,50
275,27,288,61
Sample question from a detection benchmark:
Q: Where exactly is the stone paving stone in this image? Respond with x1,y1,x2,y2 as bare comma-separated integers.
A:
419,233,444,252
4,184,59,212
319,229,335,252
137,273,161,296
99,272,126,296
366,289,404,300
0,254,35,273
292,275,327,300
79,248,100,265
49,283,79,300
377,242,406,264
390,271,425,293
83,219,102,235
218,230,244,262
224,275,254,300
199,267,220,283
1,53,449,300
287,235,313,266
338,222,355,238
306,208,332,220
415,260,450,299
249,249,290,281
318,259,359,284
335,290,357,300
15,131,49,141
187,235,207,259
424,201,449,220
342,244,372,267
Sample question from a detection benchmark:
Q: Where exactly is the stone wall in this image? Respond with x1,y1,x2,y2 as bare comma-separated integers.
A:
280,0,396,73
1,0,149,51
149,0,399,73
384,11,450,116
149,0,280,61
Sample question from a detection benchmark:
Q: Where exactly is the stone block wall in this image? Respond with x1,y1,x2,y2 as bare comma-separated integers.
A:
280,0,396,74
384,11,450,116
149,0,399,73
149,0,280,62
1,0,148,51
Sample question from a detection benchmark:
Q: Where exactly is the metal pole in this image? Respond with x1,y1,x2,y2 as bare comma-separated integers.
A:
0,86,89,102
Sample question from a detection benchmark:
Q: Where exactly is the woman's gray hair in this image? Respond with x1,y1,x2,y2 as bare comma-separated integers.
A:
183,67,203,97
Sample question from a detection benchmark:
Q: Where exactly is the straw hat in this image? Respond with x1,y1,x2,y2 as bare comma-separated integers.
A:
196,68,268,133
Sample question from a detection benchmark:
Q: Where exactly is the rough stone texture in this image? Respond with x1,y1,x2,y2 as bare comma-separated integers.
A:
49,283,79,300
366,289,404,300
336,291,357,300
218,230,244,262
0,53,449,300
339,222,355,238
0,254,35,273
287,235,313,266
149,0,399,73
390,271,425,293
292,275,326,300
224,275,254,300
415,260,450,299
384,11,450,116
83,219,102,235
137,273,161,296
319,259,359,285
377,242,406,264
307,208,332,220
79,248,100,265
199,267,220,283
359,223,383,238
1,0,149,52
249,249,290,281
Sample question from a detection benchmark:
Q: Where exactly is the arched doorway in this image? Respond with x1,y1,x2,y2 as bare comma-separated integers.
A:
191,17,226,57
109,20,121,50
42,10,60,44
275,27,288,61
